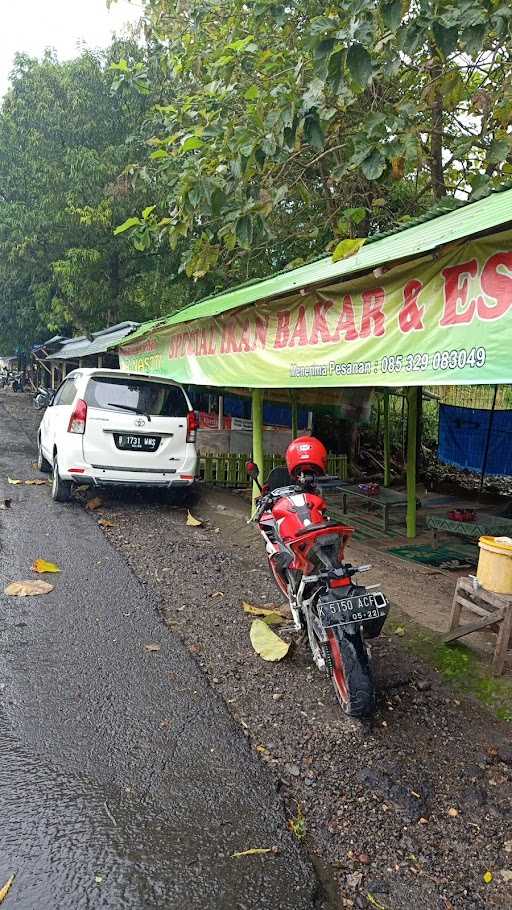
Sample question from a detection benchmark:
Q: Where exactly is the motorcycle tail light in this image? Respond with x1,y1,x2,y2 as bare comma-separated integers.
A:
329,577,350,588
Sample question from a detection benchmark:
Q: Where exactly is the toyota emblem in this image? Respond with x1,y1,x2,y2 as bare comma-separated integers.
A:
135,418,146,427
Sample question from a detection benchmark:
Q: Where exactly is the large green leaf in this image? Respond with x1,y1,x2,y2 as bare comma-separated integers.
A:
487,138,510,164
381,0,403,32
361,150,386,180
304,113,325,150
346,43,372,87
181,136,205,153
432,21,459,55
235,215,253,249
332,237,366,263
113,217,141,236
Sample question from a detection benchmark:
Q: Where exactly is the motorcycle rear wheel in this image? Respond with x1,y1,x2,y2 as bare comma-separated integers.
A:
327,627,375,718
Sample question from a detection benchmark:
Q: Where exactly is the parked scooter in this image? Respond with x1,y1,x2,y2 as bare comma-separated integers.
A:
248,436,389,718
33,387,54,410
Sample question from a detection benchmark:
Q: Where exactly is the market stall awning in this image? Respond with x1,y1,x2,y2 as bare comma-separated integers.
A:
118,226,512,390
120,186,512,349
48,322,139,361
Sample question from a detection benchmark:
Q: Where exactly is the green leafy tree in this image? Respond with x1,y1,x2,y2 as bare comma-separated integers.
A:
114,0,512,282
0,43,184,352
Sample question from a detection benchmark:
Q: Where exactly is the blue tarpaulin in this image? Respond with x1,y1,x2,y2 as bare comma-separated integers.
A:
439,404,512,476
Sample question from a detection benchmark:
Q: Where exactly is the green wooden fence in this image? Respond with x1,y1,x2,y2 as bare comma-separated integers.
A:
199,452,348,487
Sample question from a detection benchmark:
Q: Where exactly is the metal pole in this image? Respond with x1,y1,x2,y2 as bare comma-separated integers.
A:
291,393,298,440
479,385,498,494
407,386,417,539
383,391,391,488
218,394,224,430
252,388,264,509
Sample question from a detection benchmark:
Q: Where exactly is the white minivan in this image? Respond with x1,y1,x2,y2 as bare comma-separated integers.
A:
37,369,198,502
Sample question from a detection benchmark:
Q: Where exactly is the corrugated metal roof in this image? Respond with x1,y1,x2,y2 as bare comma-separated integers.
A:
119,185,512,346
48,322,139,361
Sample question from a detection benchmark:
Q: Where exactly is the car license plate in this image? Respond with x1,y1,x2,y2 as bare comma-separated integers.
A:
115,434,160,452
320,591,388,627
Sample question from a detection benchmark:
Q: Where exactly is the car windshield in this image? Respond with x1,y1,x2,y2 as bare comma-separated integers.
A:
84,376,189,417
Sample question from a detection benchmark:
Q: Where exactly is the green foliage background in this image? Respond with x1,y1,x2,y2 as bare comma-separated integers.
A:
0,0,511,351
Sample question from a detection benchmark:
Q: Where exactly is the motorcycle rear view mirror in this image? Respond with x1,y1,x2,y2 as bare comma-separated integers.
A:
246,461,262,491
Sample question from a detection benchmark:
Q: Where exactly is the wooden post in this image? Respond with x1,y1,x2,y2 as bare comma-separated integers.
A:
218,394,224,430
291,393,298,440
383,391,391,488
252,388,264,508
407,386,417,539
479,384,498,493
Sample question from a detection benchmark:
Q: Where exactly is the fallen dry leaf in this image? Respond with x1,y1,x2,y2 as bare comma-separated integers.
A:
31,559,60,574
501,870,512,883
186,510,203,527
394,626,406,637
25,479,47,486
232,848,273,859
242,602,289,620
0,499,12,511
448,807,459,817
86,497,103,511
98,519,115,529
7,477,23,485
210,591,224,599
367,895,388,910
144,643,161,653
0,874,15,904
4,580,54,596
250,620,290,662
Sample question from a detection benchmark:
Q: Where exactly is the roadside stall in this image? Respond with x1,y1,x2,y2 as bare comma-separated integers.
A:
115,187,512,540
44,322,139,387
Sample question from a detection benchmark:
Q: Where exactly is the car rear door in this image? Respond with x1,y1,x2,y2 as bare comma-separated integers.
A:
43,377,78,457
82,375,191,475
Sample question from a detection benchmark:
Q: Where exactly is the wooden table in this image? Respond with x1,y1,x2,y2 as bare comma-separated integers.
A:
332,484,413,532
427,513,512,547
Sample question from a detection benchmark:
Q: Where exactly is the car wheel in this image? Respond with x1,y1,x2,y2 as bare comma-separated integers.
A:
51,454,72,503
37,438,51,473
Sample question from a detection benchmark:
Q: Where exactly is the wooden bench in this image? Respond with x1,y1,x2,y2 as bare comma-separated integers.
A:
445,576,512,675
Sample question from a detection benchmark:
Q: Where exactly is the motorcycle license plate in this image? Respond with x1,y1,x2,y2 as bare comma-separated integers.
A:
320,592,388,627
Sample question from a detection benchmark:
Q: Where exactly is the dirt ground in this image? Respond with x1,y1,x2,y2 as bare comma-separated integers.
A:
6,391,512,910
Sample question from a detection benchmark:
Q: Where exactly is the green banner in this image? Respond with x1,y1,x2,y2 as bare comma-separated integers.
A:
120,231,512,388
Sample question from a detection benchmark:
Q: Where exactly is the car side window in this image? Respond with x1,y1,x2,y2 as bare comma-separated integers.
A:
53,379,76,406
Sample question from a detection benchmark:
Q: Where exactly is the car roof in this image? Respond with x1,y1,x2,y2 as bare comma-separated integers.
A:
66,368,184,388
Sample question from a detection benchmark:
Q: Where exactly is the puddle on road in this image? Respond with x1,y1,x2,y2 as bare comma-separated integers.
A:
0,714,229,909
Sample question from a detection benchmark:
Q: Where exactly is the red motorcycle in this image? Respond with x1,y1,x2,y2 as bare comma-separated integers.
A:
248,437,389,718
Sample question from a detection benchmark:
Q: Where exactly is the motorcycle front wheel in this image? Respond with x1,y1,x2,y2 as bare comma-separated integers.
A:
327,626,375,718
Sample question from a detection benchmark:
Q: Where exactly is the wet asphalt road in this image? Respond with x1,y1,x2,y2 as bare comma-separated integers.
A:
0,399,319,909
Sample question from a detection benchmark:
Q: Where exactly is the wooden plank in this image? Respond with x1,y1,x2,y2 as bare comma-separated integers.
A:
444,612,504,642
493,604,512,675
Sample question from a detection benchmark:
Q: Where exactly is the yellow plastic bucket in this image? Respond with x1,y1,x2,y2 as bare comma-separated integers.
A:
477,536,512,594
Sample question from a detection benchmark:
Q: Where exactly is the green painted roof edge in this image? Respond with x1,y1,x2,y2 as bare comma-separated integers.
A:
118,184,512,348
